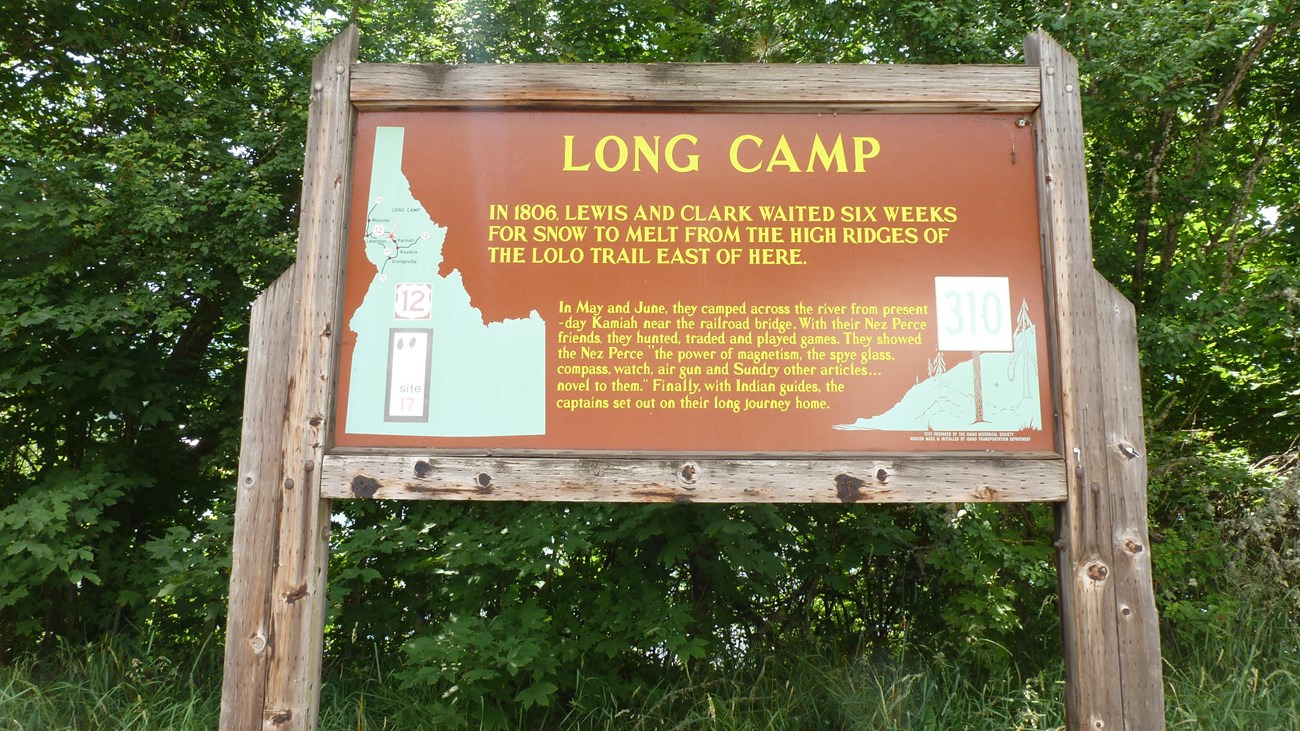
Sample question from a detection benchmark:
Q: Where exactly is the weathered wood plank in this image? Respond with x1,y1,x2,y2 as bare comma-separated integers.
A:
1095,274,1166,727
351,63,1041,112
252,26,358,731
1027,30,1142,731
319,454,1067,503
219,266,297,730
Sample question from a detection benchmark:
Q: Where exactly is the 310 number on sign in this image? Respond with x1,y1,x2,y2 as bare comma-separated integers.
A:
934,276,1012,352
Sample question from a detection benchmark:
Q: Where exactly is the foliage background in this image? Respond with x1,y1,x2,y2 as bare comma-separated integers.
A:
1,0,1297,726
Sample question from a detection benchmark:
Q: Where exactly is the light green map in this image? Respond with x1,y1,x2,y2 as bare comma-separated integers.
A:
344,126,546,437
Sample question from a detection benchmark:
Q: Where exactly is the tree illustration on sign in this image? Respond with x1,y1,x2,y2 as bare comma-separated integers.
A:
836,276,1040,434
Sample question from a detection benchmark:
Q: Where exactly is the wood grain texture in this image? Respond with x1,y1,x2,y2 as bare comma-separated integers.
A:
218,267,296,730
223,26,359,731
1027,30,1164,731
319,453,1066,503
1095,274,1166,727
1026,30,1121,730
351,63,1041,112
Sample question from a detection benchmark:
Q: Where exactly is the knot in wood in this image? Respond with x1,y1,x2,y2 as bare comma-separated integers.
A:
350,475,379,499
874,467,889,484
1085,562,1109,583
413,460,433,478
835,474,865,503
476,472,494,492
1123,538,1145,555
678,463,698,485
249,632,267,653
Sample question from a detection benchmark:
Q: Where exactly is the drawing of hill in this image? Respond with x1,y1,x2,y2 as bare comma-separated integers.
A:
835,306,1040,433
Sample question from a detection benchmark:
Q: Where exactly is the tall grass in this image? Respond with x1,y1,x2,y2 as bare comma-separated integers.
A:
556,651,1067,731
1161,603,1300,731
2,616,1297,730
0,639,219,730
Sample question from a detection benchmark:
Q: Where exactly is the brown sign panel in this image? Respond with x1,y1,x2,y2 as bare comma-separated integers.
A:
334,110,1054,453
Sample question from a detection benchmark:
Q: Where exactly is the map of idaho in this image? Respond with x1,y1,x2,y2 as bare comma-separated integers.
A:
345,127,546,437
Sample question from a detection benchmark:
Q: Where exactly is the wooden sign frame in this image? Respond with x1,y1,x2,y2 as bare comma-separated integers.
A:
220,26,1165,730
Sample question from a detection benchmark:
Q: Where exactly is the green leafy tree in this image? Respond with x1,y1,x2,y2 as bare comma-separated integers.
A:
1069,1,1300,457
0,0,327,653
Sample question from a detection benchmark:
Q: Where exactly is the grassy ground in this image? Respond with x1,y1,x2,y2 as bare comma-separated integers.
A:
2,620,1297,730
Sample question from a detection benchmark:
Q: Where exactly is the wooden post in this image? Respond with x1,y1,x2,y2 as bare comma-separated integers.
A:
219,267,296,729
219,26,357,731
1025,30,1166,730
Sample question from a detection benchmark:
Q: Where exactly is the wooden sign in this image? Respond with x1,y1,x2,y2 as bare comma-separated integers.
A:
335,111,1055,454
220,27,1165,731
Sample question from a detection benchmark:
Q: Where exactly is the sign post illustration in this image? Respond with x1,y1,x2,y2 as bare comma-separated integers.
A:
219,27,1166,731
936,276,1018,428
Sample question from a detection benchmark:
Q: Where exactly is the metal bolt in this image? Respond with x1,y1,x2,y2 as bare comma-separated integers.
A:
313,81,323,92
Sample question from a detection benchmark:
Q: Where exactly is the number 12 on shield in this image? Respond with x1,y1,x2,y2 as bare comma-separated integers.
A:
934,276,1013,352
